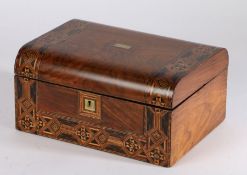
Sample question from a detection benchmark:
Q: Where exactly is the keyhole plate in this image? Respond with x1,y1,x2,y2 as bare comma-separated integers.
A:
84,98,96,112
79,92,101,119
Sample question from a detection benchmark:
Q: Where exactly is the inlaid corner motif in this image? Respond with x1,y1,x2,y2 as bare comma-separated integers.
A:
145,45,218,108
15,76,170,167
166,45,218,76
145,79,173,108
33,20,88,54
15,50,40,79
15,21,88,80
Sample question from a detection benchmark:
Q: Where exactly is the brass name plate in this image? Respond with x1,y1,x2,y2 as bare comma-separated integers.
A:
113,43,132,49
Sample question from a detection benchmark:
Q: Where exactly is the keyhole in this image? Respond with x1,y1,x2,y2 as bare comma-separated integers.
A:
87,100,91,107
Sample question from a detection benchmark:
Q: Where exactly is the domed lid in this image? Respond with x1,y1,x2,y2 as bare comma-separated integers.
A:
15,19,228,109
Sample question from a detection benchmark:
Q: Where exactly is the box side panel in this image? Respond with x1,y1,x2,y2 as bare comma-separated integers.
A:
15,76,172,167
172,48,228,108
170,69,227,166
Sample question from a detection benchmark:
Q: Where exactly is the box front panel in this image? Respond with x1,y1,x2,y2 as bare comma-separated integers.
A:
15,76,171,167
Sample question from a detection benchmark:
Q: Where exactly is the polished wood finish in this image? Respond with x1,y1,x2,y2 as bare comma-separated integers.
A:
15,76,171,166
14,19,229,167
173,49,228,107
37,81,145,135
14,19,228,109
170,69,228,166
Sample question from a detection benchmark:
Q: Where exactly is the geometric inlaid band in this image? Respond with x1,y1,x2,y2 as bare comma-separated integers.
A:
15,76,171,167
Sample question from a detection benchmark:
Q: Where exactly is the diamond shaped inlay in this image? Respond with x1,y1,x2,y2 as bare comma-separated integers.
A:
149,147,165,165
20,115,34,130
123,135,141,155
76,126,91,142
22,98,33,109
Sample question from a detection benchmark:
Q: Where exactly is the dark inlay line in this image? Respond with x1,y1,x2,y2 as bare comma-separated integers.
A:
16,77,23,99
105,128,127,139
57,133,78,143
161,112,170,136
30,81,36,102
105,144,125,155
146,107,154,131
57,117,78,127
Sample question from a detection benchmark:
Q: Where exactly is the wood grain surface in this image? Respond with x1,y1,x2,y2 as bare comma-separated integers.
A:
170,69,228,166
14,19,229,167
14,19,228,109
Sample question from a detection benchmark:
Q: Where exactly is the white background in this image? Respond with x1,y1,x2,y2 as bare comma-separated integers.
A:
0,0,247,174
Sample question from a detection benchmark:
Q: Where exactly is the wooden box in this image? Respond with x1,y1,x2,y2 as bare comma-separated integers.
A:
14,19,228,167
